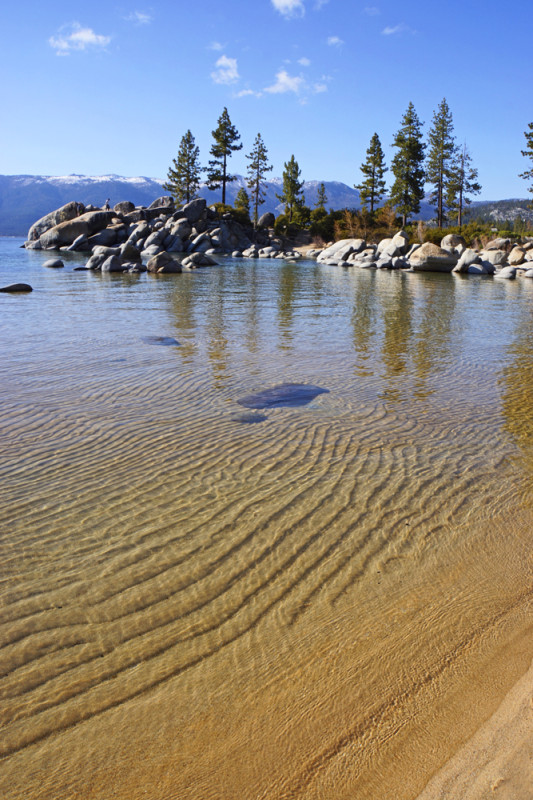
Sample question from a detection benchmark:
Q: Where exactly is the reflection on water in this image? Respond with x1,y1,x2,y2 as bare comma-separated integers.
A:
0,239,532,800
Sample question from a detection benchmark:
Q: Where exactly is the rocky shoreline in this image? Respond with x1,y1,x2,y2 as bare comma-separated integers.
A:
21,196,533,280
308,232,533,278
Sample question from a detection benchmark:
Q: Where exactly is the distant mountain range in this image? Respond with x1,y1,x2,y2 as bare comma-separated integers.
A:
0,173,531,236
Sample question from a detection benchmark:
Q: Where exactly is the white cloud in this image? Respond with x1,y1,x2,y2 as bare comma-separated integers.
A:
209,41,224,51
271,0,305,18
364,6,380,15
211,55,239,85
327,35,343,46
125,11,152,25
49,23,111,55
298,57,311,66
382,23,411,35
265,69,304,94
313,83,328,93
237,89,263,97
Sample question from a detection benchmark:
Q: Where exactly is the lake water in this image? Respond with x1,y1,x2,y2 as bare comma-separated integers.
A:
1,237,532,799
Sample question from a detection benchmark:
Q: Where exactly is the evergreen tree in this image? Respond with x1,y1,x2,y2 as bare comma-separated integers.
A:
315,182,328,210
246,133,273,226
519,122,533,202
426,98,457,228
234,187,251,219
446,143,481,228
163,130,202,204
206,107,242,204
276,155,304,222
389,102,426,227
355,133,387,215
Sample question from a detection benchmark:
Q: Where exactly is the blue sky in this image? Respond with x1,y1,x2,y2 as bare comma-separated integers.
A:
0,0,531,200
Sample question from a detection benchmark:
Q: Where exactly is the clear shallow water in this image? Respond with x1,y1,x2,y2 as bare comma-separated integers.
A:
0,238,532,799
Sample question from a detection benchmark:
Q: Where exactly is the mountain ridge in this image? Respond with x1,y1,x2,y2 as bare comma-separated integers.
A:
0,173,530,236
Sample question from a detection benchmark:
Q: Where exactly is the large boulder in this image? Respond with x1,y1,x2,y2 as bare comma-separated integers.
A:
480,249,507,266
43,258,64,268
485,237,510,251
170,218,192,240
38,211,114,249
508,246,526,266
409,242,458,272
148,196,174,209
114,201,135,215
87,228,117,248
101,255,124,273
181,197,207,224
441,233,467,251
390,230,410,254
27,201,83,242
453,248,481,274
258,212,275,228
317,239,366,263
147,252,181,273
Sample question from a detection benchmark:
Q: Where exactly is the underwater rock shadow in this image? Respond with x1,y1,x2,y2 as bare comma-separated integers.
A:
237,383,329,410
141,336,180,346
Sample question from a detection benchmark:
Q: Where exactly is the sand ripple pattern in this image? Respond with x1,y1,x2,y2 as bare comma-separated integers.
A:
0,346,527,761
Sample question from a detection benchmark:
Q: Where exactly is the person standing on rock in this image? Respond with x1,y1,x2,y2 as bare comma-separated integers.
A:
103,198,110,211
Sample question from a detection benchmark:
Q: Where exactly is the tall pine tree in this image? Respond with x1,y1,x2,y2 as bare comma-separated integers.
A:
389,102,426,227
276,155,304,222
206,107,242,205
163,130,202,204
426,98,457,228
519,121,533,203
446,143,481,228
315,182,328,210
246,133,273,227
355,133,387,215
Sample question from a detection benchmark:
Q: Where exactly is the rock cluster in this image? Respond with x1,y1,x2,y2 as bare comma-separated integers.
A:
309,233,533,279
25,197,301,274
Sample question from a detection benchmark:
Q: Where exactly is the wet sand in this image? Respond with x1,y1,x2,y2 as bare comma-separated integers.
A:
416,659,533,799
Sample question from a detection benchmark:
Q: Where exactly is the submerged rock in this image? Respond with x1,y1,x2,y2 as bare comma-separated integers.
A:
237,383,329,409
43,258,64,268
141,336,180,346
0,283,33,293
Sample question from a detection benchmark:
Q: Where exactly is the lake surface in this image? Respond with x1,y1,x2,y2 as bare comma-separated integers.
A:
1,237,532,799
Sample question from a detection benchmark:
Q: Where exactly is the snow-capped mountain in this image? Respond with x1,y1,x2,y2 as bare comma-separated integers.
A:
0,173,364,235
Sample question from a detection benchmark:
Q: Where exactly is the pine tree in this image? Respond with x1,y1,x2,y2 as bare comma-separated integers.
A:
206,107,243,204
446,143,481,228
519,122,533,202
245,133,273,227
389,102,426,227
355,133,387,215
276,155,304,222
315,182,328,210
426,98,457,228
234,187,250,219
163,130,202,204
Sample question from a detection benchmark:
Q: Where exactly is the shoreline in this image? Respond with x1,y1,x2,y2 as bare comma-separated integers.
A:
416,658,533,799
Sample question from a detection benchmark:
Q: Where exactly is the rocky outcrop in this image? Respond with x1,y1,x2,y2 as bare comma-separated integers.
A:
28,201,84,242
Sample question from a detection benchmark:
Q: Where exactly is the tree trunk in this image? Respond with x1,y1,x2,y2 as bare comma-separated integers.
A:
222,154,227,205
